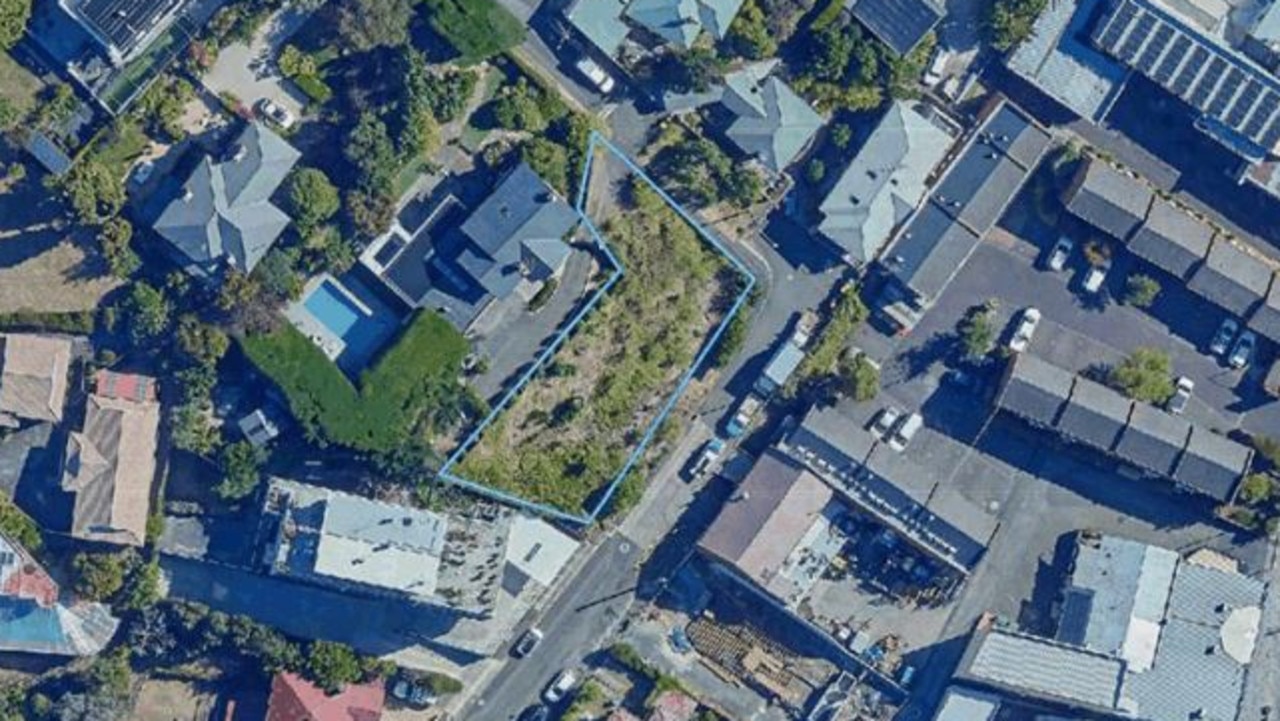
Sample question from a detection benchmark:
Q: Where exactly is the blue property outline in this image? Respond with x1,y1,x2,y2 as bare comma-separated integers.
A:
437,131,757,524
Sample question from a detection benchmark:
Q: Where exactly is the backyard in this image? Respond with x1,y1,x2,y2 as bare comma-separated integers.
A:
240,309,472,452
455,178,742,516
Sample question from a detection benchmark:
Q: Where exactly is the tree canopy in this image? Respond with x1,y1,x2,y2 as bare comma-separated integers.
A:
337,0,412,51
1108,347,1174,403
0,0,31,50
287,168,341,235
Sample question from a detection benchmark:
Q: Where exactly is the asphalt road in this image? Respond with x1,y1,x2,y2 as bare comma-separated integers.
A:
463,534,640,719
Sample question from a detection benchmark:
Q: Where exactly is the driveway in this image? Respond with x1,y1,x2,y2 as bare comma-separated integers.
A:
202,5,315,117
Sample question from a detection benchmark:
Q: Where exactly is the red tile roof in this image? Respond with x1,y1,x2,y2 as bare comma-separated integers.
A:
265,673,385,721
646,691,698,721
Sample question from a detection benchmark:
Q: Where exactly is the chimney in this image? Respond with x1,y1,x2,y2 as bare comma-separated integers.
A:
232,144,247,163
182,187,194,202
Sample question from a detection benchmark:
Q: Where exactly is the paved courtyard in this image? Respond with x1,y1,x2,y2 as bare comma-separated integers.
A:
202,5,314,118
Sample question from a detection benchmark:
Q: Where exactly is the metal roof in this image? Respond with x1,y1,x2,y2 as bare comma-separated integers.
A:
996,352,1075,426
1114,403,1191,476
762,340,805,388
1123,618,1249,721
624,0,747,46
566,0,630,57
818,102,954,265
1091,0,1280,157
1063,158,1153,240
722,62,823,173
1057,376,1132,452
1126,197,1214,279
1005,0,1128,122
1172,427,1251,501
785,405,877,473
961,629,1126,711
932,687,1000,721
848,0,945,56
1187,239,1274,316
881,201,981,304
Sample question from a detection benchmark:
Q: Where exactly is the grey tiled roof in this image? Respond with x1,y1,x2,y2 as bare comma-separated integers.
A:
818,101,953,264
1004,0,1127,122
625,0,746,46
722,62,823,173
1172,427,1251,501
565,0,629,57
1063,159,1153,240
960,629,1125,712
1057,376,1131,452
1114,404,1191,476
996,352,1074,426
1247,273,1280,343
1187,239,1274,316
848,0,944,56
1127,198,1214,279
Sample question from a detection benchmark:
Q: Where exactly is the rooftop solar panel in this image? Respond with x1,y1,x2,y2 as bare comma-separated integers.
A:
1152,35,1191,83
1170,46,1210,96
1095,0,1139,49
1226,81,1262,127
1260,114,1280,149
1188,56,1227,108
1118,13,1157,61
1242,93,1279,137
1206,68,1244,117
1135,24,1174,71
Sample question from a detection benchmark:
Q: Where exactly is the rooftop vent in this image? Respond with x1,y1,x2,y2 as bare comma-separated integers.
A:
232,144,247,163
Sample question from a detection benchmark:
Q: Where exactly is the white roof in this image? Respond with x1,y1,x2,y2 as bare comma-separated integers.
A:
314,534,441,597
505,515,579,587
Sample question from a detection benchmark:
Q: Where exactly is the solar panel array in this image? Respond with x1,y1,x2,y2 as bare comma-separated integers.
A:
1091,0,1280,153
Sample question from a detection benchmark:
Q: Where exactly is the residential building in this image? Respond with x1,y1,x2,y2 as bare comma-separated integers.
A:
624,0,746,47
954,534,1266,721
60,370,160,547
565,0,631,59
265,672,384,721
1249,279,1280,340
646,691,698,721
1004,0,1128,121
0,530,118,656
720,61,823,173
361,162,578,332
0,334,73,426
57,0,191,67
816,101,954,265
780,406,998,573
876,99,1051,331
1061,158,1153,240
1126,197,1215,280
150,122,301,278
994,353,1252,501
848,0,946,55
1187,238,1274,317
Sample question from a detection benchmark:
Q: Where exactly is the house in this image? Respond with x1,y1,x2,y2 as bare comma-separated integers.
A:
1248,278,1280,343
816,101,954,265
1126,197,1215,280
876,99,1051,331
1186,239,1274,317
955,534,1266,721
1061,158,1153,240
699,450,838,603
1004,0,1127,122
994,354,1252,502
362,162,578,332
265,672,384,721
1089,0,1280,160
646,691,698,721
848,0,945,56
720,61,823,173
151,122,301,278
625,0,747,47
0,334,73,426
0,530,118,656
60,370,160,547
57,0,191,67
565,0,631,59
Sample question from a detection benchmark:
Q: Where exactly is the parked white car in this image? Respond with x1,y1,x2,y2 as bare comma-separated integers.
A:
887,412,922,452
1081,260,1110,294
1167,376,1194,415
574,57,615,94
543,669,578,704
871,406,902,439
258,98,295,129
1044,236,1073,271
1008,307,1041,353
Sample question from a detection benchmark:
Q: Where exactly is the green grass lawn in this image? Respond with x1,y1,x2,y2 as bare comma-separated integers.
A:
423,0,526,64
91,119,150,177
0,51,42,117
241,310,470,452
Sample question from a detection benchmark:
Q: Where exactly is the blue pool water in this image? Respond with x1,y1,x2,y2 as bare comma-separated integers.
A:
302,277,401,375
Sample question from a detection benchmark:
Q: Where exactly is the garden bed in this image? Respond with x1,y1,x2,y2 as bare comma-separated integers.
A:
455,179,741,516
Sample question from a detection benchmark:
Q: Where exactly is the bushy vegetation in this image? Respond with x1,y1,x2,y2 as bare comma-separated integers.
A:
651,134,763,209
841,352,880,401
423,0,525,64
0,0,30,50
1124,273,1161,308
489,68,593,196
1107,347,1174,403
0,498,40,552
796,284,869,383
457,181,734,514
726,0,778,59
957,300,998,361
988,0,1049,51
241,310,472,452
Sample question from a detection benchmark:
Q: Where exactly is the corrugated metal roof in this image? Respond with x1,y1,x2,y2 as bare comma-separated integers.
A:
1114,403,1191,476
1063,158,1154,240
1005,0,1128,122
1248,276,1280,343
963,629,1125,711
723,63,823,173
1057,376,1131,452
566,0,630,57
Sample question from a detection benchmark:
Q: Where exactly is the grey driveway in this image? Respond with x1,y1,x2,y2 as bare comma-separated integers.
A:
202,5,314,117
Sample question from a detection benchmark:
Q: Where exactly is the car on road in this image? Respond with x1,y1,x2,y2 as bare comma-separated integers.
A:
390,677,437,708
725,395,762,438
130,159,155,185
1008,307,1041,353
574,57,615,94
871,406,902,439
887,412,922,452
519,705,550,721
258,98,295,129
1044,236,1073,271
1229,330,1256,369
1080,259,1110,294
1209,318,1238,356
513,627,543,658
669,625,692,654
687,437,725,480
543,669,578,704
1167,376,1194,415
923,46,950,86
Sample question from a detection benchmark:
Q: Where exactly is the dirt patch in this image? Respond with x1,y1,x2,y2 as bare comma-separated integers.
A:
0,237,120,313
133,679,216,721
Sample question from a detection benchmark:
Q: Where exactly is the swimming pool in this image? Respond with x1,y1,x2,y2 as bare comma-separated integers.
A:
304,279,365,340
298,276,401,375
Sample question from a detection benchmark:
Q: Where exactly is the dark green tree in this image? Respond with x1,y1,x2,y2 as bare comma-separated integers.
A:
1108,347,1174,403
0,0,31,50
337,0,412,50
307,641,364,693
286,167,341,235
73,552,131,602
123,282,172,344
98,218,139,278
216,441,266,500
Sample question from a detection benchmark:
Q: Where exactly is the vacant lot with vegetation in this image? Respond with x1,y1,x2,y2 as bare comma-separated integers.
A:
457,180,739,515
241,310,471,452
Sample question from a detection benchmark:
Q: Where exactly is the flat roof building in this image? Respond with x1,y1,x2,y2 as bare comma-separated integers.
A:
1005,0,1128,121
